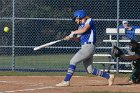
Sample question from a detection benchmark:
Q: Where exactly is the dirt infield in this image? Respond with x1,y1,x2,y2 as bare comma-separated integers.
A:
0,76,139,93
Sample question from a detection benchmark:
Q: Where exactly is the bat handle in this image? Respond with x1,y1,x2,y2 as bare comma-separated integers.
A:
63,36,71,40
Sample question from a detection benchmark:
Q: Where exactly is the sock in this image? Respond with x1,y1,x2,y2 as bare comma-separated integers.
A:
64,65,76,81
92,68,110,79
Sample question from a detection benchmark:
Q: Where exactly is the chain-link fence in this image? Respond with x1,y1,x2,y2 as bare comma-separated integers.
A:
0,0,140,72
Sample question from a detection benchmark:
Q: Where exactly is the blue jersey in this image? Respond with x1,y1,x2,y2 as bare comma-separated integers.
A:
119,26,140,40
78,18,96,45
125,27,135,40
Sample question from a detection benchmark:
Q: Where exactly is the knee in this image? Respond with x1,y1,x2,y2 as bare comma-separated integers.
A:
70,60,76,65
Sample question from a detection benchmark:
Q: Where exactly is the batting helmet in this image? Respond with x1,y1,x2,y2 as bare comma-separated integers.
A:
73,10,87,20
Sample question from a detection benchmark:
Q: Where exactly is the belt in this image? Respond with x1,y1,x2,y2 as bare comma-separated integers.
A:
81,42,93,45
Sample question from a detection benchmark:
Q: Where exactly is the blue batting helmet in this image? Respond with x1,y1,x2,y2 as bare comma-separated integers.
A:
73,10,87,20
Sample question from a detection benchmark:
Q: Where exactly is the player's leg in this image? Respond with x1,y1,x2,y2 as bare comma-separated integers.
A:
56,44,94,86
65,44,94,80
82,44,110,79
83,57,110,79
83,57,114,86
64,44,95,80
83,56,93,74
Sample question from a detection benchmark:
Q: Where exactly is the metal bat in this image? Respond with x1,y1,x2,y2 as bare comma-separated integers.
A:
34,39,63,51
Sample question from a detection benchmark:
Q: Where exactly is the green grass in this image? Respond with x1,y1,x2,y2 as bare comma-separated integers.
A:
0,54,110,69
0,71,65,76
0,54,131,78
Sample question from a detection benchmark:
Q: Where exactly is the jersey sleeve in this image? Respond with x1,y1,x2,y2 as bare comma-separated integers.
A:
85,18,92,27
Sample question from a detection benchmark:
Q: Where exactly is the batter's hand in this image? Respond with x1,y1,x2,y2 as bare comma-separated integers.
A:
64,36,71,40
68,31,74,38
64,31,75,40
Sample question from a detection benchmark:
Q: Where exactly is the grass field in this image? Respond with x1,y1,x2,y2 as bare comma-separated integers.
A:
0,53,131,77
0,54,111,71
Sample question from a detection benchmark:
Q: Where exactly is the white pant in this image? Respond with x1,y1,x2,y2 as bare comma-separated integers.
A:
70,44,95,73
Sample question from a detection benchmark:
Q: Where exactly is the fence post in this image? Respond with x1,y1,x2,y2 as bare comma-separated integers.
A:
12,0,15,71
116,0,120,73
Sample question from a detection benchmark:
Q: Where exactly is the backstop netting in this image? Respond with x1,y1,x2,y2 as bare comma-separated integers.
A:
0,0,140,73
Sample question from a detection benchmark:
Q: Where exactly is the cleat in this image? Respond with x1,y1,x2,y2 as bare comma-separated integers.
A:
56,81,70,87
108,74,115,86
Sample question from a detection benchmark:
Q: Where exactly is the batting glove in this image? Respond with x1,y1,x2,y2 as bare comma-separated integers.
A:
64,36,71,40
68,31,74,38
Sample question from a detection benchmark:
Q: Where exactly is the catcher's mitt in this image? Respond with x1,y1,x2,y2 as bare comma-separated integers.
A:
111,46,124,57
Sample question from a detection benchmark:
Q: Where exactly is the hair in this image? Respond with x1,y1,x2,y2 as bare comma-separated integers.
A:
84,16,90,19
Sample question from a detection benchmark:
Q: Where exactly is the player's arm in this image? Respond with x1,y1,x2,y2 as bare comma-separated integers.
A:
73,24,90,34
64,23,90,41
69,37,80,42
121,55,140,60
65,23,90,39
64,34,80,41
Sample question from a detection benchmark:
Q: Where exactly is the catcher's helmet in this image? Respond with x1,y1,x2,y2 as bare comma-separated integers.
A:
73,10,86,20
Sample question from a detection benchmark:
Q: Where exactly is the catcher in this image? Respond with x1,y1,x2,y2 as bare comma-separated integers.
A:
112,40,140,84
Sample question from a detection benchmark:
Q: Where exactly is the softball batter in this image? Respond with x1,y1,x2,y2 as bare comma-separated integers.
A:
56,10,115,87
